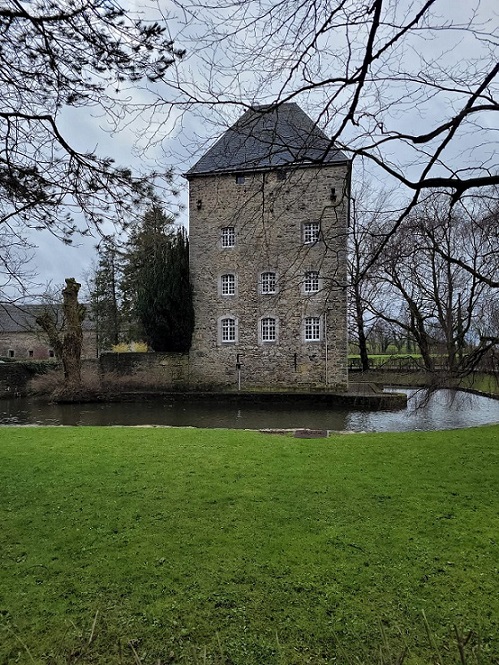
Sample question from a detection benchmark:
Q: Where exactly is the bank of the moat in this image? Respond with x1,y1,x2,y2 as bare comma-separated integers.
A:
0,355,407,409
73,384,406,410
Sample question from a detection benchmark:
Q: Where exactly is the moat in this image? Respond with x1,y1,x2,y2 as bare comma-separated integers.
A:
1,389,498,431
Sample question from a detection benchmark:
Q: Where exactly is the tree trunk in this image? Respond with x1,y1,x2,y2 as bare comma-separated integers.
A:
410,309,434,372
61,278,84,388
352,286,370,371
36,278,85,394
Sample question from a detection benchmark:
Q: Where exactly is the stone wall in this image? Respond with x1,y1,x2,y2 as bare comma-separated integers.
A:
0,363,34,397
188,164,349,391
0,330,97,361
99,352,189,390
0,361,58,398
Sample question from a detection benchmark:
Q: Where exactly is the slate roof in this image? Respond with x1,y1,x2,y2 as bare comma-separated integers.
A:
186,103,348,177
0,304,95,333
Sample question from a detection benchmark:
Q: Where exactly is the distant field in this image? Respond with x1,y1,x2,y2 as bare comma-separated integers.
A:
349,353,423,367
460,372,499,397
1,426,498,664
348,353,499,398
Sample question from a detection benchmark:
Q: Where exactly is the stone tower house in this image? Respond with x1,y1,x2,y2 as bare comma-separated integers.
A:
186,104,350,391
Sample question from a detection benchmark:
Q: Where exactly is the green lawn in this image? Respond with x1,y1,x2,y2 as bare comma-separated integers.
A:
1,426,498,664
460,373,499,397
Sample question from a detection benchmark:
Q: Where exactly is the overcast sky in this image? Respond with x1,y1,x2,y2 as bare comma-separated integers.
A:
22,0,498,299
28,96,194,297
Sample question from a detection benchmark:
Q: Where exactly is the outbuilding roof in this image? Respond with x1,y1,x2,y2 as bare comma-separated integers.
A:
0,304,94,333
185,103,348,177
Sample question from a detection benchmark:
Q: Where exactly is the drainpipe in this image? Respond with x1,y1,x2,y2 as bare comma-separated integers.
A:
325,310,329,386
236,353,243,391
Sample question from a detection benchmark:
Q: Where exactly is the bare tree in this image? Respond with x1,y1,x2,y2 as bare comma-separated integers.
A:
348,184,396,370
36,278,86,392
370,193,497,373
424,188,499,289
167,0,497,202
0,0,184,298
373,227,437,371
0,223,34,300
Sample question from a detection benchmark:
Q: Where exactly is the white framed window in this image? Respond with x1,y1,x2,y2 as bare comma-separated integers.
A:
303,222,320,244
221,273,236,296
221,226,235,247
260,316,277,343
304,316,321,342
260,271,276,294
220,317,237,343
304,270,320,293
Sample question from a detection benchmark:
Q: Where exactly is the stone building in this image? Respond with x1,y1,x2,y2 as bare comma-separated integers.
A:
186,103,350,391
0,304,97,360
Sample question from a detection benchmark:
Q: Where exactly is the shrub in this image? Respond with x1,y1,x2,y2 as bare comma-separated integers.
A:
111,341,148,353
28,365,101,398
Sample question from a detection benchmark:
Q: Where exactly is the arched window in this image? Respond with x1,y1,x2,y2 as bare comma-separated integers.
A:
221,273,236,296
260,316,277,343
260,271,276,294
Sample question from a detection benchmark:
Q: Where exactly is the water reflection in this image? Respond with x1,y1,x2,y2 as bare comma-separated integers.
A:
0,389,498,431
351,388,499,432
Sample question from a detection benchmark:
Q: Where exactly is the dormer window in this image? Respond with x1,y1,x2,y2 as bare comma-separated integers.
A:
303,222,320,244
221,226,235,247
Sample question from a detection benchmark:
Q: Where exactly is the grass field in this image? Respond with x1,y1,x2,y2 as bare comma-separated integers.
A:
460,373,499,397
350,367,499,399
348,353,499,398
0,426,498,664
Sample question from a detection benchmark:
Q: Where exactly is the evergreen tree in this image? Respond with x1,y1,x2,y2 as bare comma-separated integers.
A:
124,207,194,352
90,243,123,353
